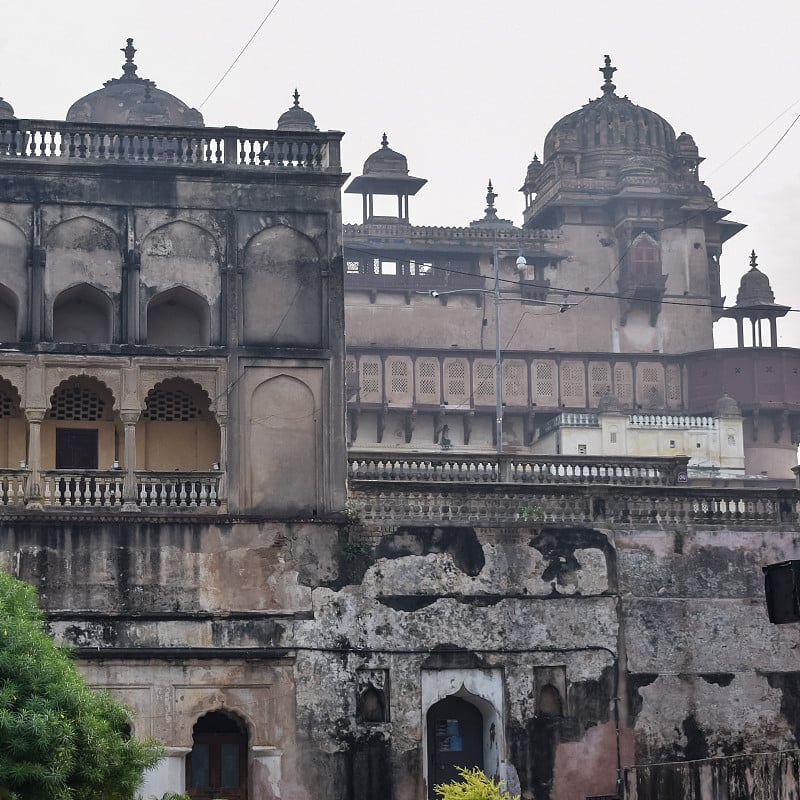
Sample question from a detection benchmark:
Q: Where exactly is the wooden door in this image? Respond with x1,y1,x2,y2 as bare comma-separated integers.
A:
427,696,483,799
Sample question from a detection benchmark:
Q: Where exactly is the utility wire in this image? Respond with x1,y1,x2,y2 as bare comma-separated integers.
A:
198,0,283,110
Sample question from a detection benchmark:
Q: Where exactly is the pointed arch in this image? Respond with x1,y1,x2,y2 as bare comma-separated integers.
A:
146,286,211,346
139,378,219,470
246,374,317,512
242,225,322,347
186,709,249,800
0,284,19,341
140,222,221,343
52,283,113,344
0,220,27,333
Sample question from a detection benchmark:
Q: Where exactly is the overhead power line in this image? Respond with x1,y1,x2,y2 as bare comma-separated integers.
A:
198,0,283,110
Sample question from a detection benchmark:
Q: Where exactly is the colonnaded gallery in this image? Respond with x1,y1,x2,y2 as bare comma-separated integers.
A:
0,41,799,800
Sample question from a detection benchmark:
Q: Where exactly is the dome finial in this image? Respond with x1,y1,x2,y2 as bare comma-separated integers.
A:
483,179,499,221
600,54,617,96
120,37,138,81
292,88,300,107
381,132,389,148
750,250,758,269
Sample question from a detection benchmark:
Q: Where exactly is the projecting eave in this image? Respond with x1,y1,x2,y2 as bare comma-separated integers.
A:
716,217,746,243
345,174,427,195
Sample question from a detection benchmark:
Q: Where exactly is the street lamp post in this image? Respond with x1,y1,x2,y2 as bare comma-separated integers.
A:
425,248,573,455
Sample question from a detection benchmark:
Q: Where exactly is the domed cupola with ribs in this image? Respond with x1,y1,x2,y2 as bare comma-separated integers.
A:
66,38,204,127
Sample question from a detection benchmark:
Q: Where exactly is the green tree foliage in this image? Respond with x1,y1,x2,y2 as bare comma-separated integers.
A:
435,767,520,800
0,570,163,799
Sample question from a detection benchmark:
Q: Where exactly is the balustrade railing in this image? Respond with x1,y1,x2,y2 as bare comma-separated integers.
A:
348,452,687,486
0,469,28,506
349,484,799,528
0,119,341,170
36,470,224,510
629,414,717,429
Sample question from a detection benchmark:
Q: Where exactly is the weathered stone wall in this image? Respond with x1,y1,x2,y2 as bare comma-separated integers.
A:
2,478,799,800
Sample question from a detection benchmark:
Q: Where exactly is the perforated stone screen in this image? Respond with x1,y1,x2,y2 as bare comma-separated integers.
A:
48,384,108,420
614,363,633,407
143,386,208,421
532,360,557,406
415,358,440,404
443,358,469,407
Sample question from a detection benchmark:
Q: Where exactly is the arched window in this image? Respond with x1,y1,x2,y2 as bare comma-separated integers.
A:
186,711,248,800
52,284,113,344
140,379,219,471
45,377,116,470
627,232,661,286
146,286,211,347
538,684,563,717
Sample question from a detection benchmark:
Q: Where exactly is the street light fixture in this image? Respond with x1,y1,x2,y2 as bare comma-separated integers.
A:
421,248,575,454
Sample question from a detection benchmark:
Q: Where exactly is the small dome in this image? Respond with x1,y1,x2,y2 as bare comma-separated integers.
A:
542,56,676,172
66,38,204,127
0,97,15,121
363,133,409,176
714,394,741,417
676,131,699,159
598,394,624,413
736,251,776,306
276,89,318,132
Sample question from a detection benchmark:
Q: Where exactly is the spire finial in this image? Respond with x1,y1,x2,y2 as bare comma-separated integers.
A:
750,250,758,269
600,54,617,96
486,180,497,208
121,37,138,80
483,179,499,221
292,88,300,107
381,132,389,148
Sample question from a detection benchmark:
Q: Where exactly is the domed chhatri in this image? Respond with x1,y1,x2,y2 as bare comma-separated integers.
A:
542,55,677,168
736,250,777,307
0,96,16,121
345,134,427,223
276,89,318,132
722,251,790,348
66,38,204,127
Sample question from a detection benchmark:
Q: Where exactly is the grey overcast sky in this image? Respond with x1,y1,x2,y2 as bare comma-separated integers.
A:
2,0,799,349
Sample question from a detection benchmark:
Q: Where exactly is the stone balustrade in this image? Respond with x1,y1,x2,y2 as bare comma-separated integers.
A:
36,470,225,511
629,414,717,429
0,469,28,506
348,451,688,486
0,119,342,170
348,482,799,529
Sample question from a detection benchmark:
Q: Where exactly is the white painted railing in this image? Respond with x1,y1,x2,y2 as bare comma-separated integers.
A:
0,469,28,506
37,471,224,510
629,414,718,429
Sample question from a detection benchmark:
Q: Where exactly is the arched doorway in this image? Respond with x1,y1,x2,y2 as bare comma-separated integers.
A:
186,711,248,800
426,696,484,799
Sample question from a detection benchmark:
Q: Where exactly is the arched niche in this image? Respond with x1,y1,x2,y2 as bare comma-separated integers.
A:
246,374,317,513
186,710,249,800
45,218,122,340
140,221,221,343
0,378,25,469
0,284,19,342
52,283,113,344
138,378,219,471
0,220,27,330
43,376,117,470
146,286,211,347
242,225,322,347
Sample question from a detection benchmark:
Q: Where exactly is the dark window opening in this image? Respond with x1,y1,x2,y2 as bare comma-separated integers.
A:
187,711,248,800
55,428,98,470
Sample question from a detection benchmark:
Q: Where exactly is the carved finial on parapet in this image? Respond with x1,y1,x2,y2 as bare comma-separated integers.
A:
750,250,758,269
600,54,617,96
381,132,389,148
292,88,300,107
483,179,499,221
121,37,138,80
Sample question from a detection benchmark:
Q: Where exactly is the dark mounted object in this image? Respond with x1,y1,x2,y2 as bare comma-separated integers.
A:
763,560,800,624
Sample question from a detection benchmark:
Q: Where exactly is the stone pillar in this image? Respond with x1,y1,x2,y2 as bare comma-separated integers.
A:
24,408,45,508
217,411,228,511
120,410,141,512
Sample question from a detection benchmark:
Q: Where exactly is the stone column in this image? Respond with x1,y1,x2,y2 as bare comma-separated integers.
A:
120,410,141,512
24,408,45,508
216,411,228,511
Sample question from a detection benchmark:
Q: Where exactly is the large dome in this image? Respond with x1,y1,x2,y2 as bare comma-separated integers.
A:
542,56,676,167
66,38,204,128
